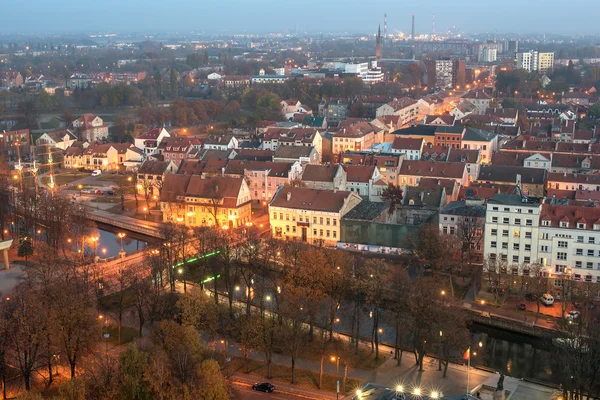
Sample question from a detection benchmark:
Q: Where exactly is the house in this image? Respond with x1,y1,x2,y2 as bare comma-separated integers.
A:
342,165,386,201
419,178,460,202
273,145,319,165
375,98,421,127
447,148,481,182
397,186,446,225
546,172,600,192
433,126,466,148
391,137,424,160
262,128,323,160
485,108,519,126
136,160,178,196
370,115,401,132
0,71,23,88
398,160,469,188
36,129,77,150
476,165,546,197
63,143,143,170
449,100,476,120
269,186,363,246
439,199,486,263
461,89,492,115
203,134,238,151
0,129,30,162
134,127,171,156
223,160,302,202
389,125,437,145
281,99,312,120
460,128,498,163
160,175,252,228
338,151,405,185
158,137,203,166
331,122,380,154
207,72,223,81
321,98,349,125
301,165,347,191
423,114,456,126
71,114,109,142
523,153,552,170
561,92,591,106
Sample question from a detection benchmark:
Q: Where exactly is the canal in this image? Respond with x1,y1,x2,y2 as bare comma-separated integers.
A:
82,224,159,258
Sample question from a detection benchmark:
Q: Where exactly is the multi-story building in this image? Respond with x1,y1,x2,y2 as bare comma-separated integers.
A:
338,151,405,185
301,165,347,191
332,122,379,154
538,204,600,285
158,137,203,167
427,59,465,89
376,98,421,127
63,143,143,170
439,198,486,263
269,186,362,246
516,51,555,73
398,160,469,188
391,137,424,160
72,113,109,142
134,127,171,156
0,129,30,162
478,47,497,63
224,160,302,201
461,90,492,115
136,160,178,196
433,126,466,148
461,128,498,164
160,175,252,228
36,129,77,151
321,99,349,125
343,165,386,201
262,128,323,161
483,194,542,272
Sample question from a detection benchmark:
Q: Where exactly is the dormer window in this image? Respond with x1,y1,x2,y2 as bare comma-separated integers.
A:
594,225,600,231
560,221,569,228
578,223,586,229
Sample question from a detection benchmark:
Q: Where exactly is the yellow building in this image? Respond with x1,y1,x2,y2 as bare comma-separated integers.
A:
160,175,252,228
269,186,362,247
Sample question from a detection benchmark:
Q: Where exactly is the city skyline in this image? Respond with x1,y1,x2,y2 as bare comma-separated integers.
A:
1,0,598,36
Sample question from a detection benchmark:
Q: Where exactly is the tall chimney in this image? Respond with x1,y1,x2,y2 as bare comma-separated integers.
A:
411,14,415,39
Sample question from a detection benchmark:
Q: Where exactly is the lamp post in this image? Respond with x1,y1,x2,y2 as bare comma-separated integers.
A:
117,232,126,257
467,341,483,396
439,330,443,371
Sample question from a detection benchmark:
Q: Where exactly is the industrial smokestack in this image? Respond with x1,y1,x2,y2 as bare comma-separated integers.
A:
411,14,415,39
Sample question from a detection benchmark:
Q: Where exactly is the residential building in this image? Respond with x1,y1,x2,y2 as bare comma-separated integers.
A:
398,160,469,187
301,165,347,191
72,113,109,141
477,165,546,197
483,194,542,271
203,134,238,151
376,98,421,127
223,160,302,202
251,75,288,84
447,148,482,182
391,137,424,160
160,175,252,228
269,186,362,246
547,172,600,192
461,128,498,163
36,129,77,150
63,143,143,170
158,137,203,166
321,99,349,125
134,127,171,156
539,203,600,285
332,122,379,154
461,90,492,115
397,186,446,225
338,152,405,185
0,129,30,161
136,160,178,196
273,145,320,165
342,165,386,201
439,198,486,263
262,128,322,160
516,51,555,73
433,126,466,148
485,108,519,126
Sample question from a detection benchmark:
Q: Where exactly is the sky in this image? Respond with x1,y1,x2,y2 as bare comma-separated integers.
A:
1,0,597,36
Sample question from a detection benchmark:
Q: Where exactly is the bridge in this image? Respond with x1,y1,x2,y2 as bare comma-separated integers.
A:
467,309,556,338
87,209,164,239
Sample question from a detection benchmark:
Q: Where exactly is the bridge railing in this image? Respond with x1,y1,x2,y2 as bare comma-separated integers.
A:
87,213,163,238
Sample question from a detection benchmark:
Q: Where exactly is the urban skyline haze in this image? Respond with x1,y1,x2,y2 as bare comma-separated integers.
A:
1,0,597,36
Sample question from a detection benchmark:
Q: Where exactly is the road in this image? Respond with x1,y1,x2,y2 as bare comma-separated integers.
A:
234,382,315,400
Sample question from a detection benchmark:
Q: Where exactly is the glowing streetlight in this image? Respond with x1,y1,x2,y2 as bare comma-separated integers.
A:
396,385,403,393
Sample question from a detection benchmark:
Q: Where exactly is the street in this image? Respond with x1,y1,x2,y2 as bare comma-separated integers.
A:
234,382,318,400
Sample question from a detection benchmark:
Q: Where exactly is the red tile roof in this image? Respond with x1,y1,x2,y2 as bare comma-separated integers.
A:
400,160,466,179
540,203,600,230
270,186,359,213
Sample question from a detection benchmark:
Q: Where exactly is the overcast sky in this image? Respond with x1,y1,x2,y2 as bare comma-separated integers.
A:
1,0,597,36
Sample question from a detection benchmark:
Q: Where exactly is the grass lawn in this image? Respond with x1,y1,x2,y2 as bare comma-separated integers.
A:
227,356,363,395
42,173,87,186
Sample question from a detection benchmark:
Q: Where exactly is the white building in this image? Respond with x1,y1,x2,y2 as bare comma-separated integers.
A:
478,47,497,63
483,194,542,273
539,204,600,286
524,154,551,170
516,51,555,73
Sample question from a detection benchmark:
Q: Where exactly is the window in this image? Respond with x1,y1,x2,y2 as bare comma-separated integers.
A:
292,226,297,233
502,230,509,237
541,233,549,240
504,208,510,212
526,219,533,226
556,265,567,273
286,214,290,221
524,256,531,264
587,262,593,269
320,217,324,225
333,219,337,226
557,252,567,260
503,218,510,224
492,207,499,211
502,242,508,249
576,249,583,256
540,245,549,252
589,237,596,244
333,231,337,238
578,223,586,229
313,217,317,224
588,250,595,257
513,243,520,250
491,241,497,248
512,255,519,263
326,230,330,238
286,225,290,232
501,254,508,262
528,210,534,214
326,218,331,225
542,220,551,226
492,217,498,223
313,229,317,236
443,226,448,234
320,229,324,237
514,230,520,238
516,208,522,213
558,241,568,248
491,229,497,236
576,261,583,269
577,236,584,243
450,227,455,235
525,232,532,239
525,244,531,251
560,222,569,228
515,218,521,225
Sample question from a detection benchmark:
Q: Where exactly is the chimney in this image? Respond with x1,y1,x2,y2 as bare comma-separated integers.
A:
286,192,292,201
419,192,424,202
516,174,522,187
522,140,527,149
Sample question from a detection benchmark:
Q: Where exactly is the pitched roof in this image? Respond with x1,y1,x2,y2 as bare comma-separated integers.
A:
424,115,456,125
224,160,293,178
400,160,466,179
540,204,600,230
477,165,546,185
270,186,359,213
402,186,444,207
342,165,377,183
462,89,491,100
447,148,480,164
547,172,600,184
392,137,423,151
273,145,315,159
138,160,171,175
302,165,342,182
462,127,497,142
392,125,437,137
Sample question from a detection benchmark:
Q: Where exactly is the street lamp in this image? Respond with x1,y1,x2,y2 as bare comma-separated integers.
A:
117,233,125,252
466,341,484,396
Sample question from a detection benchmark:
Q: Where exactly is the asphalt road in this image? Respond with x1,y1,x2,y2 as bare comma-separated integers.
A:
233,382,315,400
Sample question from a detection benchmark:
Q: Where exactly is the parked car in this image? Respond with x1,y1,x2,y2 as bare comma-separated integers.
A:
518,303,526,311
103,190,115,196
252,382,275,393
541,293,555,306
91,170,102,177
94,190,103,195
81,189,92,194
525,293,538,301
565,310,581,321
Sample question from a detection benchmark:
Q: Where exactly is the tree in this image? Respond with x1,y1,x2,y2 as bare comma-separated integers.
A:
455,209,485,264
381,183,403,214
194,359,229,400
170,69,178,98
0,300,11,400
57,377,86,400
387,265,413,366
363,259,388,360
588,102,600,119
118,345,150,400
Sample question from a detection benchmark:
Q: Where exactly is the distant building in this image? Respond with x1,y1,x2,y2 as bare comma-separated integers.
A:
72,113,109,142
516,51,555,73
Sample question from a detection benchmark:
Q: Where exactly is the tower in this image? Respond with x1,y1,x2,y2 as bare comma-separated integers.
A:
411,14,415,39
375,24,382,63
384,14,387,38
432,12,435,37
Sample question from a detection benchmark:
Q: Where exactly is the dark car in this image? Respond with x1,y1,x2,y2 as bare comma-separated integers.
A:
252,382,275,393
525,293,538,301
518,303,526,311
103,190,115,196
